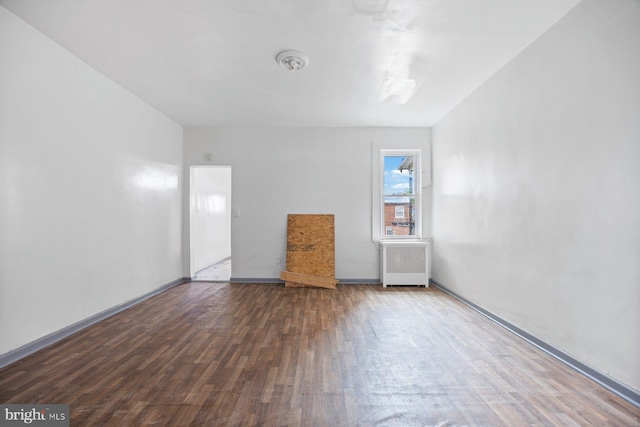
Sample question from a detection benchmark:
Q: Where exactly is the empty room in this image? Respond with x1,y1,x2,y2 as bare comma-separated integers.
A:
1,0,639,425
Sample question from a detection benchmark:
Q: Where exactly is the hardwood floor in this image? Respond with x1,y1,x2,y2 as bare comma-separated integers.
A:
1,283,638,426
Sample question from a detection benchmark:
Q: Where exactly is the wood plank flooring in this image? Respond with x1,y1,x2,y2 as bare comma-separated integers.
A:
1,283,638,426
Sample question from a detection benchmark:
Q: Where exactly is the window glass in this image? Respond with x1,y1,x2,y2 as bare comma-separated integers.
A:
383,155,417,237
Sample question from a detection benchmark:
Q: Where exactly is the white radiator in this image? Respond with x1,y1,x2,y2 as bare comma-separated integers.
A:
379,241,430,287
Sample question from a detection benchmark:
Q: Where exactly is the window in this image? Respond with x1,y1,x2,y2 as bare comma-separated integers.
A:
381,150,421,238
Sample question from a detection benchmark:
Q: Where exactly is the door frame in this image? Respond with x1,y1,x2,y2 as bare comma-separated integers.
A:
189,165,232,279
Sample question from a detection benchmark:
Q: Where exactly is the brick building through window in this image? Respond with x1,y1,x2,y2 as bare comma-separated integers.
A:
384,202,413,235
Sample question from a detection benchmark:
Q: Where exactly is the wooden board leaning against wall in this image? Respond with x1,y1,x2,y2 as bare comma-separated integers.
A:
280,214,338,289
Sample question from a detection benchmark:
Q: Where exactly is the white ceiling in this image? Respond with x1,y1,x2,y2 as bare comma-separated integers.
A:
1,0,581,127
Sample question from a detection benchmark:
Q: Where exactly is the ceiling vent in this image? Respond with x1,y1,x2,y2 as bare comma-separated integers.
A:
276,50,309,72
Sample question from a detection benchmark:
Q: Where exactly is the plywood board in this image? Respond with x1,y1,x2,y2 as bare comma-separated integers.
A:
285,214,335,278
280,271,338,290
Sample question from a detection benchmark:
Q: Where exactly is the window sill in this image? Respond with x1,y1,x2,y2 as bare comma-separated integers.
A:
373,238,431,249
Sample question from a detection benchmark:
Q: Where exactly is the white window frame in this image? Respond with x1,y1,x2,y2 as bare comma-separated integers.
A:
380,149,422,240
394,205,405,219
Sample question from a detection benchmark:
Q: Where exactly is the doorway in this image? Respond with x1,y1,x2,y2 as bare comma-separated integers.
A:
190,166,232,281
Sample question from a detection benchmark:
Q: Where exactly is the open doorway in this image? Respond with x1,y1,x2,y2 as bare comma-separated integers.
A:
190,166,232,281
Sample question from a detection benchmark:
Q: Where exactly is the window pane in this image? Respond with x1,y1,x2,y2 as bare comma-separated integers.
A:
384,156,415,196
384,195,415,236
379,150,420,239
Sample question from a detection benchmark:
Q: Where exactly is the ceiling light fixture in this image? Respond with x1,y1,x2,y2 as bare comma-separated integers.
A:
276,50,309,72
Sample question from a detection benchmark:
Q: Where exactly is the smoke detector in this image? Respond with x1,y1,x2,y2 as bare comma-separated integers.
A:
276,50,309,72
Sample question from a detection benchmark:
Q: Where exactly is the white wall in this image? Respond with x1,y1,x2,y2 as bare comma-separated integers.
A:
190,166,231,275
432,0,640,392
0,7,184,355
183,127,431,281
